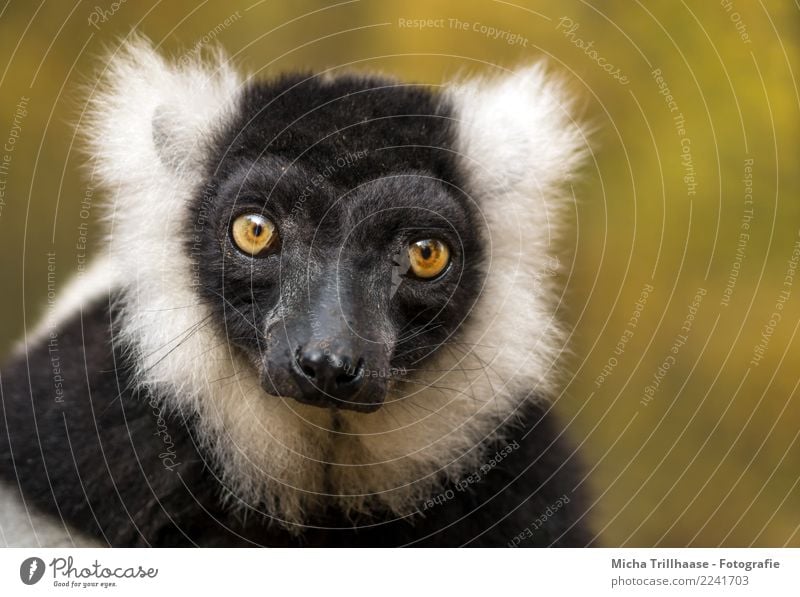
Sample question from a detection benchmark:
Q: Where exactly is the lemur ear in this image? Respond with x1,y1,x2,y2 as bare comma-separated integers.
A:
151,104,197,172
441,65,592,398
83,35,242,186
446,64,591,199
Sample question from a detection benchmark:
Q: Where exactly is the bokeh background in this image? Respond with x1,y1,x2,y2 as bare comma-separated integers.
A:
0,0,798,547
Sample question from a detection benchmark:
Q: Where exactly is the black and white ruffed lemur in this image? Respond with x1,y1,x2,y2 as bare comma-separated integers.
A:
0,38,593,547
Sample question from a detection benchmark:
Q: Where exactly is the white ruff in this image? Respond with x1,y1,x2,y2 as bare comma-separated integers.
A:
83,40,590,528
0,484,99,547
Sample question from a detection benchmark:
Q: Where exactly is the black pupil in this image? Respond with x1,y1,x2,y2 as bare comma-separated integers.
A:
420,243,433,260
252,223,263,237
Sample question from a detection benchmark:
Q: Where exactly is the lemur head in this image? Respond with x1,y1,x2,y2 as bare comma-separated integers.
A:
85,38,589,524
190,73,486,414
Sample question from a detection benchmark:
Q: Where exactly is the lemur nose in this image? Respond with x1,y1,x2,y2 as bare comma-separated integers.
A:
292,346,366,403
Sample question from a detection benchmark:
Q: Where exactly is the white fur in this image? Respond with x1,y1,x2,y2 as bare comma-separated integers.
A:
0,484,100,547
82,41,589,528
16,256,117,355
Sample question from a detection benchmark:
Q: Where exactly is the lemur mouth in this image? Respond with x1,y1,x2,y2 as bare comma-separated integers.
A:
288,391,384,414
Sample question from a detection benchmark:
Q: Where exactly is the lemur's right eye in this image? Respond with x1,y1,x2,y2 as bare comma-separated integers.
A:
231,213,278,256
407,239,451,279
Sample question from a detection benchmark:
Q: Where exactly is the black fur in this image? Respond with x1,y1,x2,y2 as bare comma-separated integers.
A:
0,73,592,546
0,298,590,546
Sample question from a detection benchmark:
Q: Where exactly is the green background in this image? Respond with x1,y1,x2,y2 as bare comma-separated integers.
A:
0,0,798,546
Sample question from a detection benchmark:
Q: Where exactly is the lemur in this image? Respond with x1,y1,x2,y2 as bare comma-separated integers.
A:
0,38,591,547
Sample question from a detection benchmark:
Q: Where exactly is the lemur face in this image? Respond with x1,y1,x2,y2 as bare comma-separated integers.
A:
190,76,485,411
88,40,588,520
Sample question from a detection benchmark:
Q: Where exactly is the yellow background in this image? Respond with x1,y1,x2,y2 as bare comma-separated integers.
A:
0,1,798,546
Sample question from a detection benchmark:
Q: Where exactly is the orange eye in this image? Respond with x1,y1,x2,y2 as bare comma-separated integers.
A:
231,214,278,256
407,239,450,279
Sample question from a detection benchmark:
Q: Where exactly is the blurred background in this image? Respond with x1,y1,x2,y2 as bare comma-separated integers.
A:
0,0,798,547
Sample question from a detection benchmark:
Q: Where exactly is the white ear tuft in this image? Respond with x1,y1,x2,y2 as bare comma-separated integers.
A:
79,38,245,428
82,35,243,187
444,65,592,404
447,63,590,197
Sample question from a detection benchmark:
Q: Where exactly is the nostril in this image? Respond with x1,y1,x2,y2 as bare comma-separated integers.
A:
294,347,319,380
292,346,365,397
335,358,364,387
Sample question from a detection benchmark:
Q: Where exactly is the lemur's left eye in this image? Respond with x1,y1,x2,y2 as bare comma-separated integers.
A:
407,239,451,279
231,213,278,256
